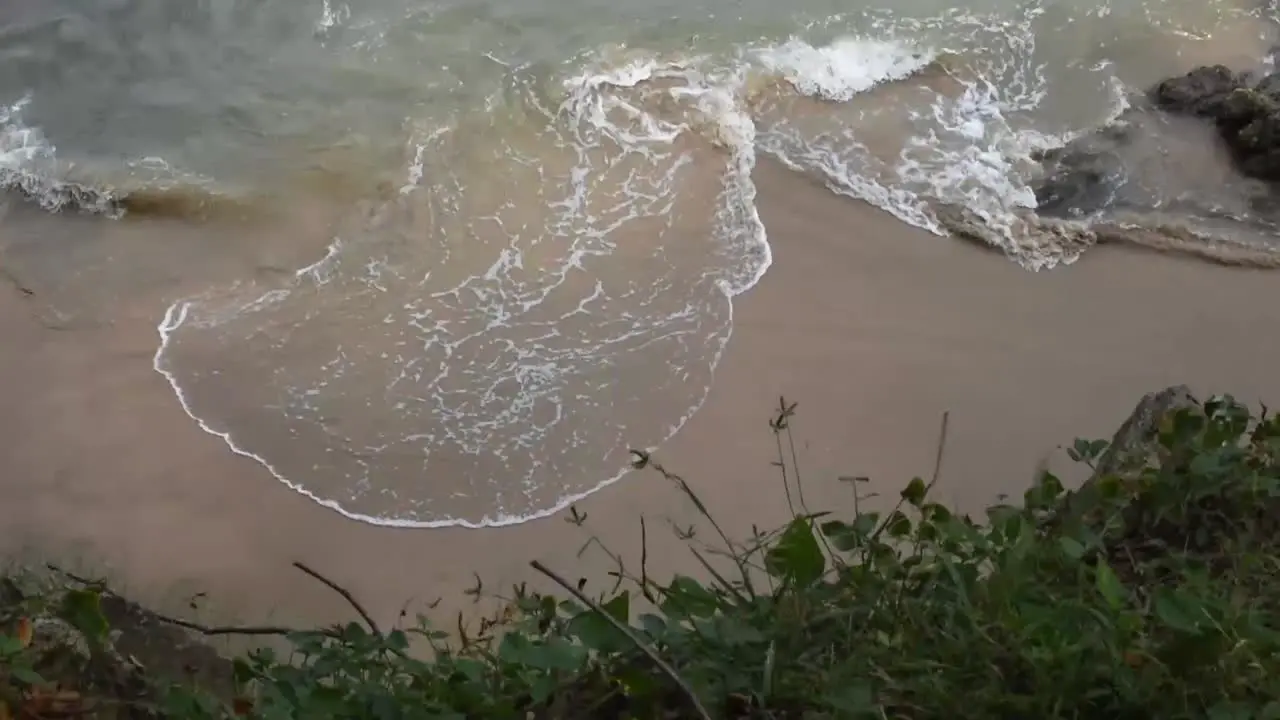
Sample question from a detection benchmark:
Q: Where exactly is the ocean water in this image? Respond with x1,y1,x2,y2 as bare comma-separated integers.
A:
1,0,1277,526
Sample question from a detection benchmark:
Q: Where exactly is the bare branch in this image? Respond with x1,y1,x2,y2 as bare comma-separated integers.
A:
292,561,381,636
529,560,712,720
47,564,338,639
929,410,951,491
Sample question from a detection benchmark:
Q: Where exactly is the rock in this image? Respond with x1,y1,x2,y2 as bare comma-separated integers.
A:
933,203,1098,268
1255,70,1280,101
1151,67,1280,183
1045,386,1199,533
1033,127,1131,218
1089,385,1198,482
1217,88,1274,133
1151,65,1245,116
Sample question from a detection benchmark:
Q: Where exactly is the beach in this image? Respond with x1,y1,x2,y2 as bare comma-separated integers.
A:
3,154,1280,629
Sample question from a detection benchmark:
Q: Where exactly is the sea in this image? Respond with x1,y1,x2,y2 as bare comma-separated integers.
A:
0,0,1276,527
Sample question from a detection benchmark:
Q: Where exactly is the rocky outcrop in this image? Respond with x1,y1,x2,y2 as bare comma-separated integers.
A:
1152,65,1280,181
1151,65,1246,117
1088,385,1198,482
1032,123,1132,218
1044,386,1199,533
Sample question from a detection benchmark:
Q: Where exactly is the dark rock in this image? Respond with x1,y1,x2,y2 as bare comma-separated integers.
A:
1032,123,1131,218
1090,385,1197,482
1151,65,1245,116
1217,88,1273,133
1254,71,1280,102
1151,67,1280,183
1034,149,1127,217
1045,386,1199,533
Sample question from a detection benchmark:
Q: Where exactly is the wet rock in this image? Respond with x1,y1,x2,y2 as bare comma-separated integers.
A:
1032,122,1132,218
1253,71,1280,102
1217,87,1274,133
1034,148,1127,218
1152,67,1280,182
1150,65,1245,117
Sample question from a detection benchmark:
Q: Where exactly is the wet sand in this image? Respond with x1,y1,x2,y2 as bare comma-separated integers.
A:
3,157,1280,629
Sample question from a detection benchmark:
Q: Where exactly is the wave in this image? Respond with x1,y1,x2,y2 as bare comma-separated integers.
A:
150,10,1280,528
152,35,946,528
0,97,289,222
0,98,121,216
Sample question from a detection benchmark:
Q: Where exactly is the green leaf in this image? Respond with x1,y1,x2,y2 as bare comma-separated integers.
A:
1059,537,1085,561
885,511,912,538
9,665,45,686
566,610,628,653
60,588,109,643
385,629,410,652
1154,589,1203,634
451,658,488,684
639,613,667,639
921,503,953,524
661,576,719,618
1208,702,1253,720
901,477,928,508
535,637,588,671
822,514,880,552
853,513,880,537
601,591,630,624
706,615,766,646
0,634,22,656
825,681,875,713
1094,560,1126,610
232,656,256,685
765,517,825,587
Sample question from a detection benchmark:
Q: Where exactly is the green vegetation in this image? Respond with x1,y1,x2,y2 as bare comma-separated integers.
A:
5,392,1280,718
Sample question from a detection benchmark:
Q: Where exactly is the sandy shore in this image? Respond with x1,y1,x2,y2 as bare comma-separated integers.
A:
3,157,1280,629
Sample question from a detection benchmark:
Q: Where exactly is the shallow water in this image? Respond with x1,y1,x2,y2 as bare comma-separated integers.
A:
1,0,1277,526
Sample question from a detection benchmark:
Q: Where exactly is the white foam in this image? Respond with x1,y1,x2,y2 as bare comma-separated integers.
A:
757,37,937,102
149,17,1154,527
315,0,350,35
0,97,121,216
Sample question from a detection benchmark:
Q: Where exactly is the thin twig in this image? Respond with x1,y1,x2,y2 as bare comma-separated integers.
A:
292,561,381,636
150,614,337,639
639,517,655,603
0,259,35,298
786,421,809,515
655,461,756,596
47,564,337,638
689,546,750,605
530,560,713,720
930,410,951,491
869,411,951,547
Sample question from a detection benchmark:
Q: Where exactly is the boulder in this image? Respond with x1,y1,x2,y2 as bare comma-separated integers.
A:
1151,67,1280,182
1089,385,1197,481
1045,386,1199,532
1033,124,1131,218
1151,65,1245,116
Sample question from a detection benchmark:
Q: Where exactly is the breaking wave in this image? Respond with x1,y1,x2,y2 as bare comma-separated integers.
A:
145,4,1280,526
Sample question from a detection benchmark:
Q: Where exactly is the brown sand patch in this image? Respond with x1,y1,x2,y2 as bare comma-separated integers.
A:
2,158,1280,632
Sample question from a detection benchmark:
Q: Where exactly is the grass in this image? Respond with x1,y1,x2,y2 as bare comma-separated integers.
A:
4,390,1280,718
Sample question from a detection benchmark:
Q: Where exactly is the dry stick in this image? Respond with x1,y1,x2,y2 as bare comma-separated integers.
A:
656,461,757,596
930,410,951,491
639,517,655,603
47,564,337,638
529,560,713,720
868,410,950,547
292,561,381,636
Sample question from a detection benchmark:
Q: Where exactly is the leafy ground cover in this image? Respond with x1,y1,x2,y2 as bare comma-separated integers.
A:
3,390,1280,718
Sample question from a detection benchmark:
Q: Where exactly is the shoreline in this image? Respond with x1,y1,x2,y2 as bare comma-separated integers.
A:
4,156,1280,629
